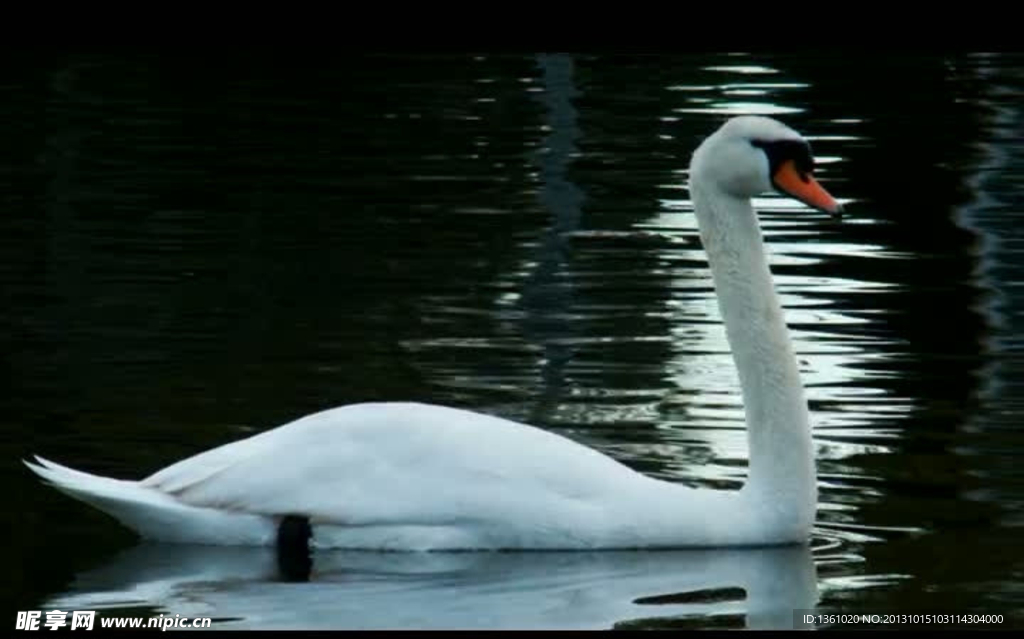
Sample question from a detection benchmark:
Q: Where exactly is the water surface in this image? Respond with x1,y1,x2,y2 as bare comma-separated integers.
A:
2,52,1023,629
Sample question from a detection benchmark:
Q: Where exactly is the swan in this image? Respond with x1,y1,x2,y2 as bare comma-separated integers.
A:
25,115,842,552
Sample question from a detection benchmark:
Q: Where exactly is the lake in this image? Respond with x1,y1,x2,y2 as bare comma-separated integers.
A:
2,52,1022,630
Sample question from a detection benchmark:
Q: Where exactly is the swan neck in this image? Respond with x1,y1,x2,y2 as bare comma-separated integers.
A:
690,183,816,518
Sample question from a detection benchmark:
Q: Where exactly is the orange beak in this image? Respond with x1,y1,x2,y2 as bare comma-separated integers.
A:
772,160,843,218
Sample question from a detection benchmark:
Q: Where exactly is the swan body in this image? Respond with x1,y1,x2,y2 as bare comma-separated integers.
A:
26,116,842,551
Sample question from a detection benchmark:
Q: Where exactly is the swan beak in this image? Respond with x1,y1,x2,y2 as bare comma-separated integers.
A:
773,160,843,219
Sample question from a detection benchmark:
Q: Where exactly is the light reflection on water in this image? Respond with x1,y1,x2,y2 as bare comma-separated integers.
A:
389,54,934,622
379,57,927,625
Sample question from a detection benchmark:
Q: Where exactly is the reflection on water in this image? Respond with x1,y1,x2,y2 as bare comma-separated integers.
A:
44,544,816,630
3,52,1024,628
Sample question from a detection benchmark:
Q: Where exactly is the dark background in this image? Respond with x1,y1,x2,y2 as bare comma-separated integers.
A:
2,52,1022,628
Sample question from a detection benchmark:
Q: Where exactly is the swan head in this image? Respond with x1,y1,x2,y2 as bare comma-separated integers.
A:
690,116,842,217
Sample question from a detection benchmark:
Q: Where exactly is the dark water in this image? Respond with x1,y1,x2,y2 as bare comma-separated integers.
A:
2,52,1023,630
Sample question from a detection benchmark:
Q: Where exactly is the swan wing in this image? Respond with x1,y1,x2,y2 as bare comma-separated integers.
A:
140,402,643,528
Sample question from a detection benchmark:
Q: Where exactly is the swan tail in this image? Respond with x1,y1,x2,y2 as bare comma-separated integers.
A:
24,456,276,546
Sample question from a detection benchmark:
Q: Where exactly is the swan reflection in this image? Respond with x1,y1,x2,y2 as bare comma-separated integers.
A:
44,543,817,630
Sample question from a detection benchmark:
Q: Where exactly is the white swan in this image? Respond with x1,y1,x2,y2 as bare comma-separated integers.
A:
25,115,842,551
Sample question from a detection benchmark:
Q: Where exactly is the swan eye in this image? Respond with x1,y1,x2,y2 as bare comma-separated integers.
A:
750,139,815,179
